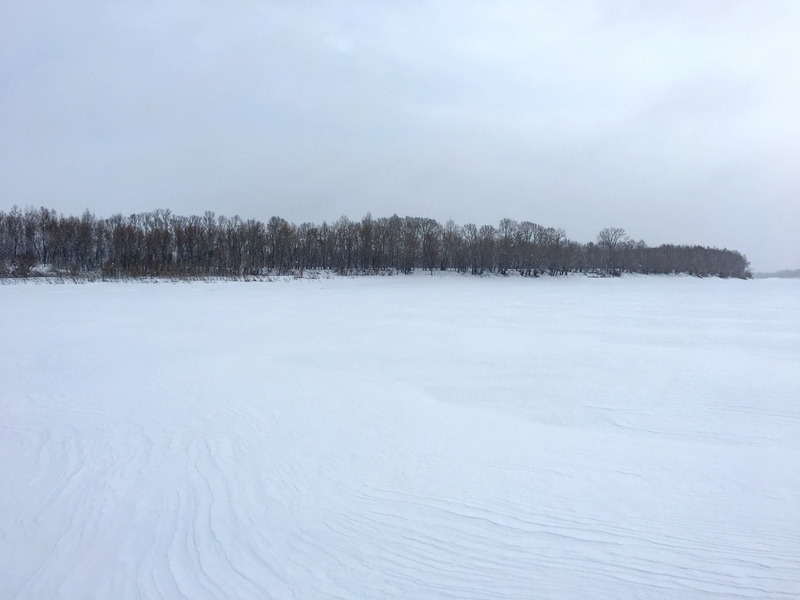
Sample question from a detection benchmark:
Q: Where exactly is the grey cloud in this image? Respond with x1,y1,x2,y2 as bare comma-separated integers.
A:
1,0,798,270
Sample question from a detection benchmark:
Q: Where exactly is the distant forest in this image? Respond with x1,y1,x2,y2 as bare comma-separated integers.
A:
0,207,751,279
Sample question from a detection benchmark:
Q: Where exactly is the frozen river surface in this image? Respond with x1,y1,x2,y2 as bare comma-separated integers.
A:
1,274,798,599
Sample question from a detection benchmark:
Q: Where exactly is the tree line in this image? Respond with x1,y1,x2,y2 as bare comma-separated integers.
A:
0,206,751,279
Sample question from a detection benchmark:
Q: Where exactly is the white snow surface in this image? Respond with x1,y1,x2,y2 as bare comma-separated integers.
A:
2,274,799,599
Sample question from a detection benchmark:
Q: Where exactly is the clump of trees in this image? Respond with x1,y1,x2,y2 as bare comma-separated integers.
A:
0,206,751,279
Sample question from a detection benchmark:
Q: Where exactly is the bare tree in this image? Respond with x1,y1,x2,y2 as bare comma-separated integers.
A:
597,227,630,275
497,218,517,275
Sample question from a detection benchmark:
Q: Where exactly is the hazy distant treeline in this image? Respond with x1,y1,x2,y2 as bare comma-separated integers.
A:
0,207,751,279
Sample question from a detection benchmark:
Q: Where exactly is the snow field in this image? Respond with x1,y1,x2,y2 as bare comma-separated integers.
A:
1,274,798,599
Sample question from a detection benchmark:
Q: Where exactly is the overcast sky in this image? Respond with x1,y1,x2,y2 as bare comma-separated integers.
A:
2,1,798,270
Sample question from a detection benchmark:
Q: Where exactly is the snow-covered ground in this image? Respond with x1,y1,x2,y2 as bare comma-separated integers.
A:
2,274,798,599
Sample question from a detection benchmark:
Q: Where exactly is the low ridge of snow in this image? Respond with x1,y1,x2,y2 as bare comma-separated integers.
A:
2,275,798,599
